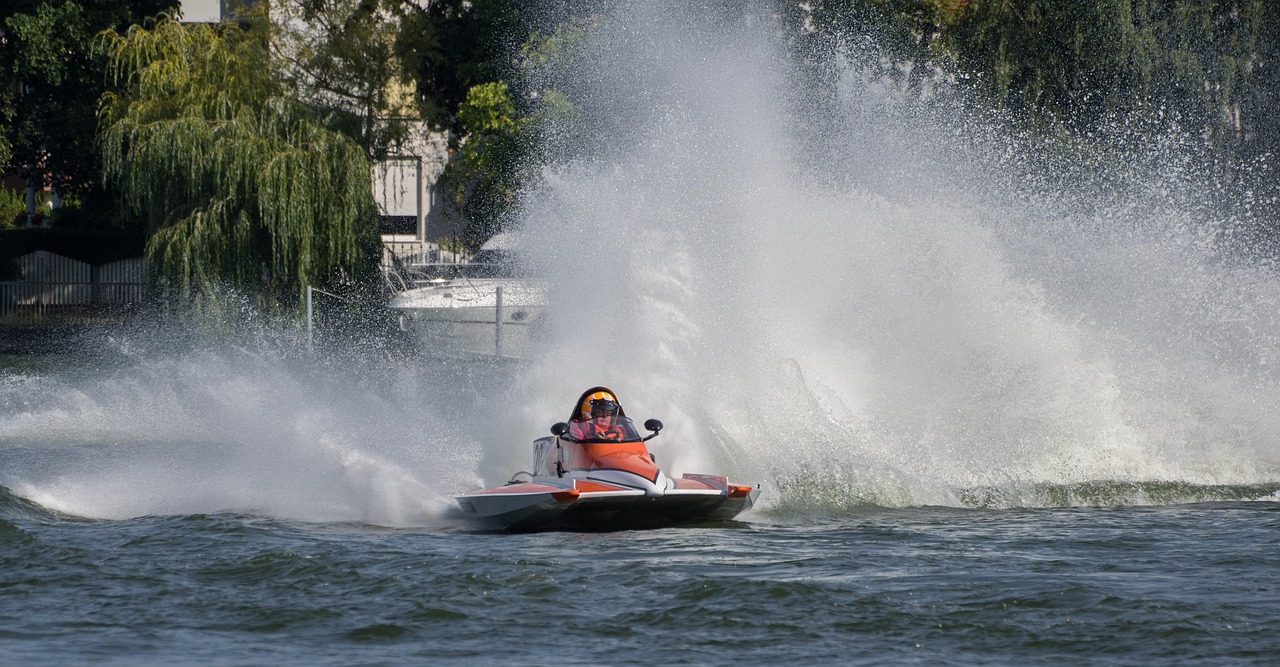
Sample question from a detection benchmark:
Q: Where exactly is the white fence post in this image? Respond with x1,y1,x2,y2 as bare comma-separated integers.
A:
495,285,504,356
306,285,314,351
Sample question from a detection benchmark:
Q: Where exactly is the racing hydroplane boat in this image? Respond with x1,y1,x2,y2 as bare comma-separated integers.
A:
455,387,760,531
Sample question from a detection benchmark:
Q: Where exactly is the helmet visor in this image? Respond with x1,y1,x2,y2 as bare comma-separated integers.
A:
590,399,619,418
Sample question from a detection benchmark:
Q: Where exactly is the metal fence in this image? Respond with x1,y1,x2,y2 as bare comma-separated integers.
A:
380,237,468,271
1,253,144,321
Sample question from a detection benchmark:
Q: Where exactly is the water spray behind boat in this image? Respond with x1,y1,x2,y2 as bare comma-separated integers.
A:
5,0,1280,522
513,0,1280,509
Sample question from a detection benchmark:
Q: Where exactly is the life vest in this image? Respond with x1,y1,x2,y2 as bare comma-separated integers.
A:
588,422,627,441
569,418,628,441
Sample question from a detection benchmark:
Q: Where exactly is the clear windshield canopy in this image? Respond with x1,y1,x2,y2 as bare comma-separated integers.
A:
569,415,642,442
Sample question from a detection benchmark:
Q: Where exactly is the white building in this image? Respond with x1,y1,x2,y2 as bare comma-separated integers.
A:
177,0,236,23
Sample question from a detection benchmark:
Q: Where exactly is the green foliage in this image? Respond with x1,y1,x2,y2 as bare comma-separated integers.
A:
926,1,1272,148
270,0,417,160
0,188,25,229
395,0,523,133
516,15,594,86
457,81,517,132
444,81,523,246
793,0,967,99
0,0,173,200
793,0,1280,230
798,1,1276,140
98,14,379,307
435,15,597,248
784,0,1280,255
388,2,608,246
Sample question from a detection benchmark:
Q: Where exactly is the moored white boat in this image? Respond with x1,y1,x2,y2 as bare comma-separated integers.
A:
388,234,546,358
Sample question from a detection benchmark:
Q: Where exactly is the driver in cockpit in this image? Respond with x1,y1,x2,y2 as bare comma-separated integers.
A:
579,398,628,441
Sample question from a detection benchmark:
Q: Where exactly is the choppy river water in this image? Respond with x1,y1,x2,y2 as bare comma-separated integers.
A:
8,0,1280,662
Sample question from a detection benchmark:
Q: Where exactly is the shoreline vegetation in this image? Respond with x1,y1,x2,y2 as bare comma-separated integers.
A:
3,1,1279,338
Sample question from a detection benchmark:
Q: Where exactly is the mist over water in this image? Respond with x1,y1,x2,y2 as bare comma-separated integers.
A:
0,348,493,525
4,1,1280,524
514,1,1280,508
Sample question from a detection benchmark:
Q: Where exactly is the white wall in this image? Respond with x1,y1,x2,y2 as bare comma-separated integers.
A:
178,0,224,23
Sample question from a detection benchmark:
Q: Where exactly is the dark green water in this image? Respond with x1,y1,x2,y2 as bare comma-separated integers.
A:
3,486,1278,665
3,342,1279,665
9,0,1280,660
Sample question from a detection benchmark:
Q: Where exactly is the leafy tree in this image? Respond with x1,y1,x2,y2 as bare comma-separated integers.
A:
793,0,1280,253
937,0,1273,148
443,81,522,246
427,11,595,247
0,188,24,228
98,13,378,306
269,0,417,160
0,0,173,218
794,1,1278,160
395,0,523,134
441,78,576,248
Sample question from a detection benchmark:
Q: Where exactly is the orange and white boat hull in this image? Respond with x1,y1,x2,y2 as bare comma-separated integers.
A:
455,473,758,531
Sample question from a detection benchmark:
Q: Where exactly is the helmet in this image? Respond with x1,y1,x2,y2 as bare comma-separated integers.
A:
590,398,619,418
579,390,618,419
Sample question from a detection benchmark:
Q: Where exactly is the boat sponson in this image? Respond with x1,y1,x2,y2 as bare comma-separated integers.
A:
548,489,754,530
456,478,759,531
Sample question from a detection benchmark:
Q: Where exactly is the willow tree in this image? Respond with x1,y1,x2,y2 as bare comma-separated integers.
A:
936,0,1274,143
98,13,378,307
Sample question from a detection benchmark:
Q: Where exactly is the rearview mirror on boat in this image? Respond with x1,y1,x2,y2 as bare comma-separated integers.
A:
551,422,570,436
644,419,663,433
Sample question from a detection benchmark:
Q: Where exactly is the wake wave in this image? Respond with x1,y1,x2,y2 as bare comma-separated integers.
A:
0,350,490,526
768,475,1280,515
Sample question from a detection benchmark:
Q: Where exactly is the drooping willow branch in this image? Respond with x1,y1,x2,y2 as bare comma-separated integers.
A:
98,14,377,306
